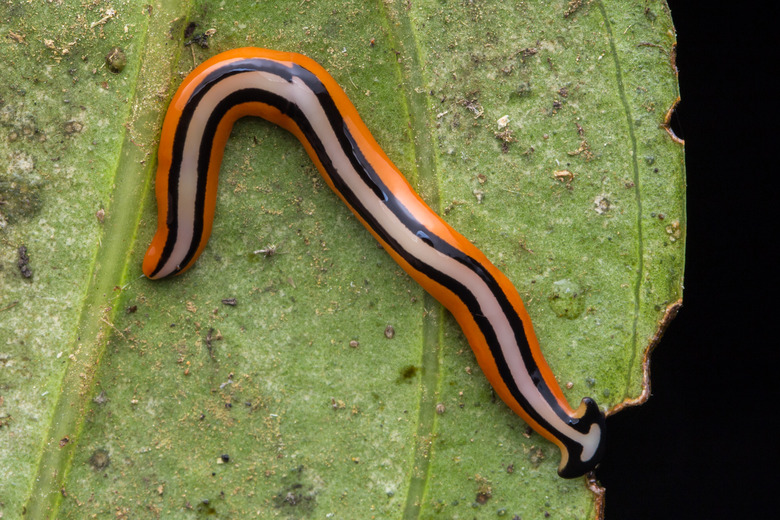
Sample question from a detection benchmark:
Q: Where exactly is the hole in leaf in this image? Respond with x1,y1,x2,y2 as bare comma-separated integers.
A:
663,97,685,144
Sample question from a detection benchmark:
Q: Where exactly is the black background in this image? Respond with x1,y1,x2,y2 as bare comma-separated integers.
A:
596,2,776,519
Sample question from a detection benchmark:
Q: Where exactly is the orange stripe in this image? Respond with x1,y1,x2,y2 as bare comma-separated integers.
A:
338,97,575,415
143,48,604,477
146,47,574,426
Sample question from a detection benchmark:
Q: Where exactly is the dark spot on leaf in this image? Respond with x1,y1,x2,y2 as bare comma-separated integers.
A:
185,28,215,49
184,22,198,38
399,365,418,381
105,47,126,73
196,499,217,515
17,245,32,278
475,476,492,504
384,324,395,339
475,490,491,504
272,466,317,512
89,449,110,470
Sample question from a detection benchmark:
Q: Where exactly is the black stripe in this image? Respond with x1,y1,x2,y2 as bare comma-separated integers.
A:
155,58,594,445
150,67,252,277
278,63,580,430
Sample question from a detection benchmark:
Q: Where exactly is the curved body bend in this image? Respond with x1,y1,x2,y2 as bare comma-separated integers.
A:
143,47,605,478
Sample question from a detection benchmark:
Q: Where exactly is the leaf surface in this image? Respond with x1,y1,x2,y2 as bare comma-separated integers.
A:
0,1,684,518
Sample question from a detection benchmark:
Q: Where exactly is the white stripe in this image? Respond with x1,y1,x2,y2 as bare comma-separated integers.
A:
159,65,599,458
260,70,594,451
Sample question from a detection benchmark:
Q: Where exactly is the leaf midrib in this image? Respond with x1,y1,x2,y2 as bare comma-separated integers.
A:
373,2,447,518
22,3,192,517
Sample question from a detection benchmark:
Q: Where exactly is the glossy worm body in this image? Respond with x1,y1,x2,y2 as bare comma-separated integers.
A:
143,48,605,478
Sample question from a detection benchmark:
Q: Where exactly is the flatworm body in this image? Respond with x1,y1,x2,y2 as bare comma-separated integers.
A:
143,48,605,478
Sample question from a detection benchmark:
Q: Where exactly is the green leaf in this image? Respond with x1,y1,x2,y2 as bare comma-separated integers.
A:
0,1,683,519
